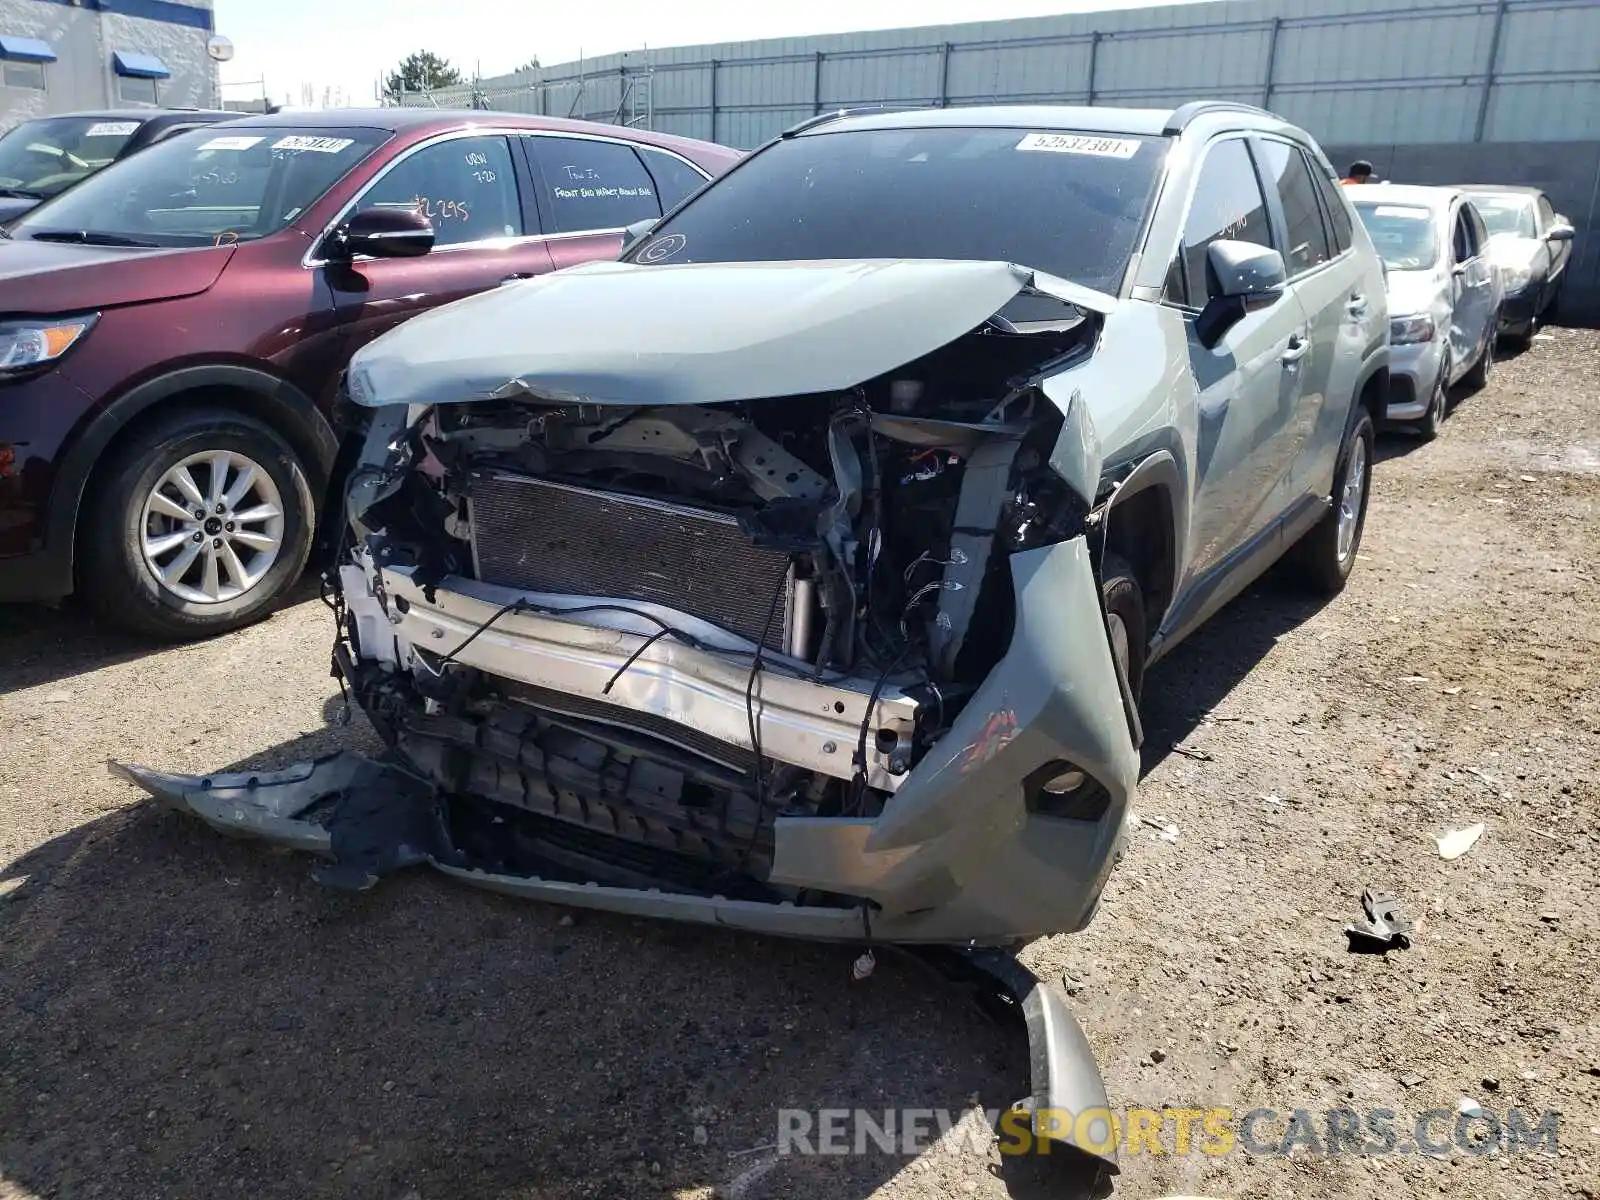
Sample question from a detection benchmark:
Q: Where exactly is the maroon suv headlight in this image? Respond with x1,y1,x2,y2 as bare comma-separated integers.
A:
0,314,98,376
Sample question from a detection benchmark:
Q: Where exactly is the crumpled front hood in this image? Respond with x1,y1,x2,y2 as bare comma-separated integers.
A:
0,237,234,313
346,258,1116,409
1384,268,1445,318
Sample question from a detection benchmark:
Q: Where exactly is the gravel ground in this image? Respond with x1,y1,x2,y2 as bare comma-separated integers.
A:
3,329,1598,1200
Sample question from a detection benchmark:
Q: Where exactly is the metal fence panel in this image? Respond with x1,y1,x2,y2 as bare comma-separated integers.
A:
396,0,1599,150
386,0,1600,326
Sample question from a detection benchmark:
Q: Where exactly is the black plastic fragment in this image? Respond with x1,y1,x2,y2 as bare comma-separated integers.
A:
311,757,451,891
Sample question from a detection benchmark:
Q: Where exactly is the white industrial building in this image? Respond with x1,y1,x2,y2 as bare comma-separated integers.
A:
0,0,218,129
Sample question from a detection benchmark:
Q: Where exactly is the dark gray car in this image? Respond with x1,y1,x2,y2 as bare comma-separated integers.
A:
0,109,242,223
1461,185,1576,343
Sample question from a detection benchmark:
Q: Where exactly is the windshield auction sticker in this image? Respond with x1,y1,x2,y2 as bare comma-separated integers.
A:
272,135,354,154
199,135,265,152
85,121,140,138
1016,132,1141,158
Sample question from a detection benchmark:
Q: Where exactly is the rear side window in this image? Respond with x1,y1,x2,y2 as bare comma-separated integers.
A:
1452,205,1484,263
1256,139,1331,275
1308,155,1353,253
527,136,661,233
1176,137,1273,305
637,147,708,212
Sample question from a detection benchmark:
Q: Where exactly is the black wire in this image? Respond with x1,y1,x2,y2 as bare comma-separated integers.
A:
848,645,911,817
426,597,534,672
601,627,672,694
733,569,793,872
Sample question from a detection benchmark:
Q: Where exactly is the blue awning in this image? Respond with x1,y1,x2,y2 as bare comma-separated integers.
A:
0,35,58,63
112,51,171,79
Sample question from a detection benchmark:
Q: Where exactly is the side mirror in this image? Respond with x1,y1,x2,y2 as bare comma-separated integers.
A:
620,217,657,254
326,206,435,261
1196,240,1285,349
1548,221,1575,243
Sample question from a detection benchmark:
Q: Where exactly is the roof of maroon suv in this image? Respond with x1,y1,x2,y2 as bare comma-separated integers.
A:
214,107,735,160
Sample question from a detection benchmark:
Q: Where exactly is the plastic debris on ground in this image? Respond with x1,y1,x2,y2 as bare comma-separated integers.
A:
1436,822,1486,860
1344,888,1413,952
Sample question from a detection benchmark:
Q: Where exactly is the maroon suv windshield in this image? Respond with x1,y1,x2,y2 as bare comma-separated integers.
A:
12,126,389,247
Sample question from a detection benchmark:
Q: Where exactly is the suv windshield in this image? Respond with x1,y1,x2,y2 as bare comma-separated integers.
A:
1352,202,1438,270
12,126,388,246
629,125,1166,293
1466,193,1536,239
0,116,144,200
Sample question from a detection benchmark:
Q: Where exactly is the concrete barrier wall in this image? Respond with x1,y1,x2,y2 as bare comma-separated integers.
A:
1327,142,1600,326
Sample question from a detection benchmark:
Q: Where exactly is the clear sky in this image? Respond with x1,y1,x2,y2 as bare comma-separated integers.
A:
212,0,1210,109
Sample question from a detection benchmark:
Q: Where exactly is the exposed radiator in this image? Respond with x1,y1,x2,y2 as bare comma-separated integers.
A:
468,472,795,652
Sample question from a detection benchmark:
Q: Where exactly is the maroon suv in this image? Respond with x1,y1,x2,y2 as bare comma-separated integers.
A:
0,109,737,637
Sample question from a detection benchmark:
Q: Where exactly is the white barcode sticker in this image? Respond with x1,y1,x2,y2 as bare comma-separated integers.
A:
1374,205,1428,219
85,121,140,138
199,135,265,152
1016,133,1141,158
272,135,354,154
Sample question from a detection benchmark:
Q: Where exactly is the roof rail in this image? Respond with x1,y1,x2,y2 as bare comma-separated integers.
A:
1163,100,1276,135
780,104,922,138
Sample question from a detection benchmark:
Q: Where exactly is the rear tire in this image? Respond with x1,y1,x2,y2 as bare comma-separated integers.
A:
1098,553,1146,703
81,407,315,641
1289,410,1374,596
1461,325,1495,390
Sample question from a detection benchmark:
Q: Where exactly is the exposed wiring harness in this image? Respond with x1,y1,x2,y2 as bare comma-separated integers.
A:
732,568,793,873
846,644,911,817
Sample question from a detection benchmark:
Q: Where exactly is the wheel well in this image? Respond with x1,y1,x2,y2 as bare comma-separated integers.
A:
74,384,332,569
1358,366,1389,429
1102,484,1176,640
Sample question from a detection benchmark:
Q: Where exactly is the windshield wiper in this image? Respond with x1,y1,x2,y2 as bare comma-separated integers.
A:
0,187,43,199
27,229,159,248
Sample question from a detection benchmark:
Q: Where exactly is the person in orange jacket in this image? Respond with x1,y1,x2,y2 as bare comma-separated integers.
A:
1341,160,1376,185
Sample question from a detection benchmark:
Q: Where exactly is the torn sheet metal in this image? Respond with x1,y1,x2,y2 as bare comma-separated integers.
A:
344,258,1115,411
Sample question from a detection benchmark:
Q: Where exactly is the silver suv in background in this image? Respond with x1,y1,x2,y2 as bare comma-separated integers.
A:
1461,185,1576,344
1352,185,1503,439
122,100,1389,1171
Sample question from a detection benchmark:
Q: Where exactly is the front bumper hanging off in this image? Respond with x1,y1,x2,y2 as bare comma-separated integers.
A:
109,752,1118,1172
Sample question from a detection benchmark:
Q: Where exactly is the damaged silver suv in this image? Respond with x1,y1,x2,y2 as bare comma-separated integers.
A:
120,102,1387,1165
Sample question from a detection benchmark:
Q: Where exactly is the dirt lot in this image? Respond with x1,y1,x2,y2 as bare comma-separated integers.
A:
3,330,1598,1200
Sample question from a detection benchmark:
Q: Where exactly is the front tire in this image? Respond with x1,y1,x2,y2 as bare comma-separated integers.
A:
81,407,315,640
1289,410,1374,596
1099,553,1146,703
1413,359,1447,441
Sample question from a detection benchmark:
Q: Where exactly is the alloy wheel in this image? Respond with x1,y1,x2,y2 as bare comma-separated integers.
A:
1336,436,1368,564
139,450,285,604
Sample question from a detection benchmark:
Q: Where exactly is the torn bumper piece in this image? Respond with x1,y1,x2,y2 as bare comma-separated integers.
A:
110,751,1117,1171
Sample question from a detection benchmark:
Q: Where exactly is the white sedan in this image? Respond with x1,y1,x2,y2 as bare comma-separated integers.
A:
1352,185,1504,440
